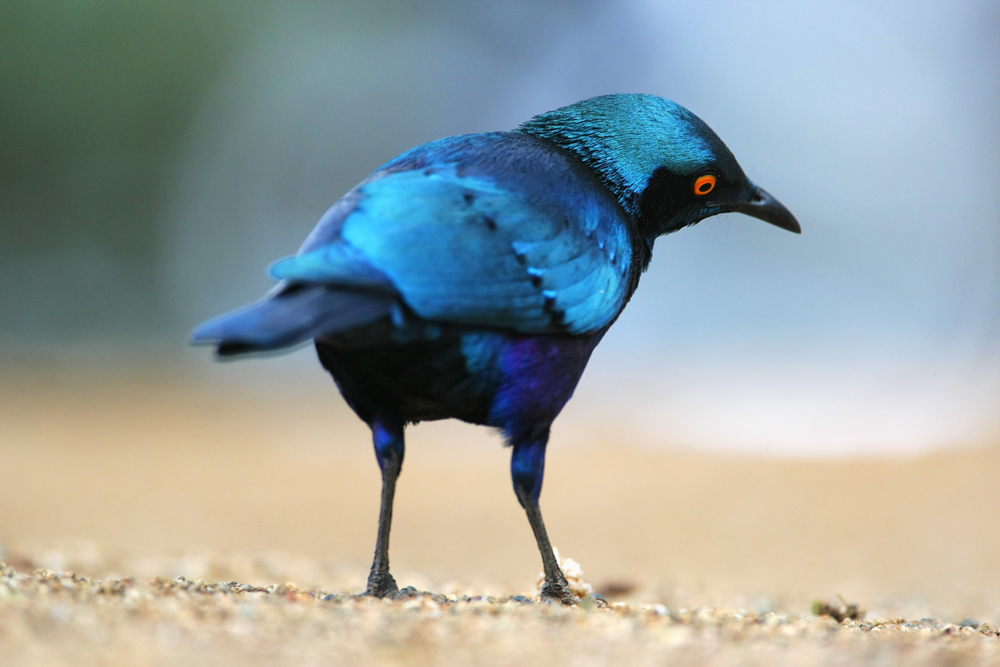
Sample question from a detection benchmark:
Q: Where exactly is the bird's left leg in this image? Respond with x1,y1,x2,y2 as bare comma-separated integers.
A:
510,435,578,605
364,415,405,598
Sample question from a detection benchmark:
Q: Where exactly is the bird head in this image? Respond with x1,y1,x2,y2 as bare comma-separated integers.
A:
516,94,800,246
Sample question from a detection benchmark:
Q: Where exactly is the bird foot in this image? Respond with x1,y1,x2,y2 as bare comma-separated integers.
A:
539,578,579,605
362,571,399,599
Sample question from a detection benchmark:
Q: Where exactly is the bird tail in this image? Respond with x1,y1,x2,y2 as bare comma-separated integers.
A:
191,284,395,356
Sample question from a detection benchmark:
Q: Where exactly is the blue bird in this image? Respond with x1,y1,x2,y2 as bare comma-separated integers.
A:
192,94,799,604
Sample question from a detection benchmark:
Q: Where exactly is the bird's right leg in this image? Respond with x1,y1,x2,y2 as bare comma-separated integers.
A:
363,415,405,598
511,435,578,605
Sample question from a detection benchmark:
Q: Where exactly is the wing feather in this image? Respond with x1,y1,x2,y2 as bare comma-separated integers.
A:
272,163,634,334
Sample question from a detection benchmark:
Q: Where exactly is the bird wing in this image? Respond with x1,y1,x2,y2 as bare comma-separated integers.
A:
270,164,634,335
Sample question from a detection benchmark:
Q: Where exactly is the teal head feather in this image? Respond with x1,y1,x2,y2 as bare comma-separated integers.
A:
517,93,798,241
516,94,742,217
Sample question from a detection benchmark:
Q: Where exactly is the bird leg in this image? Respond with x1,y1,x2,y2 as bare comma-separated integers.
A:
511,437,578,605
364,416,405,598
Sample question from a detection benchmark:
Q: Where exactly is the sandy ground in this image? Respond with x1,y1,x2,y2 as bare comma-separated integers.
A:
1,363,999,665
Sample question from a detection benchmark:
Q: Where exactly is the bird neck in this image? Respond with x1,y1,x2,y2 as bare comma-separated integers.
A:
515,117,657,270
515,120,644,220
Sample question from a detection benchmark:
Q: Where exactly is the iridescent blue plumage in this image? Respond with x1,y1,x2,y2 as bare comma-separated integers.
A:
272,132,637,334
192,94,800,603
517,94,720,215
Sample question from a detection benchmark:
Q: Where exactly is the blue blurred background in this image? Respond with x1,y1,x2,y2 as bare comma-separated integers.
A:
2,0,998,455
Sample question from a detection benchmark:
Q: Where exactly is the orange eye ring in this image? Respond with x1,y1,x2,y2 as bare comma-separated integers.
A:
694,174,716,196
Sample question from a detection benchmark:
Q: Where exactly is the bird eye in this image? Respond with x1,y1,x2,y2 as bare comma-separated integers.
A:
694,174,716,196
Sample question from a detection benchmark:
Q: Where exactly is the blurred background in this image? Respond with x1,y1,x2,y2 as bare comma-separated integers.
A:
2,0,997,455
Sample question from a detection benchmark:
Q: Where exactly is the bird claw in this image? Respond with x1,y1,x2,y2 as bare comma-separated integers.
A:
539,579,580,605
362,571,399,599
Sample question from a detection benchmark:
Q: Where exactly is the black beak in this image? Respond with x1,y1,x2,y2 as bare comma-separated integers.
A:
730,185,801,234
